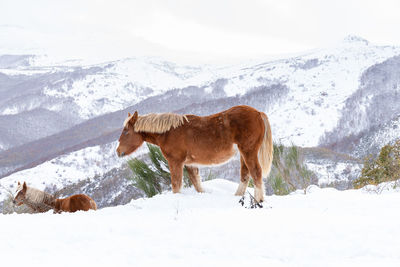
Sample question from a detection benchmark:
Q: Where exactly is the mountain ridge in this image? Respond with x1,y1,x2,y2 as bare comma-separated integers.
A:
1,36,400,209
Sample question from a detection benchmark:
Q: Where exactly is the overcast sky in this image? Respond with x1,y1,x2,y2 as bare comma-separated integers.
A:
1,0,400,63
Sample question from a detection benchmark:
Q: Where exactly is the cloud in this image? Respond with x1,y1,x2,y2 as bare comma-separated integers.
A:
1,0,399,63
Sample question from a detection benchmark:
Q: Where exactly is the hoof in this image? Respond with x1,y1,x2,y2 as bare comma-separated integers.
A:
196,186,205,193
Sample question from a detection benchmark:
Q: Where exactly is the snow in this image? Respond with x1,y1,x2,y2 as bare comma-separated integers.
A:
0,67,52,76
202,39,400,148
306,161,361,186
2,36,400,265
356,115,400,157
2,37,399,128
38,57,219,119
1,179,399,266
1,106,20,115
257,43,400,147
103,41,400,149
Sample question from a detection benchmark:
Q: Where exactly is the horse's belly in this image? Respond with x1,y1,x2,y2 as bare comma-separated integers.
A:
185,145,237,166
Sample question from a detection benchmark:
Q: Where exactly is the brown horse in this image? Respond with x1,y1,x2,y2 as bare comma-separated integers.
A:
13,181,97,213
116,105,273,202
53,194,97,213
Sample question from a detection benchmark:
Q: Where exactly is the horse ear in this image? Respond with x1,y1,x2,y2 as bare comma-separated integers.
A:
22,182,27,192
133,111,138,120
128,111,138,127
18,181,20,185
126,111,138,129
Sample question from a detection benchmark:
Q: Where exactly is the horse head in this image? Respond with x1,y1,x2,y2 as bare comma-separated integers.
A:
116,111,144,157
13,181,27,206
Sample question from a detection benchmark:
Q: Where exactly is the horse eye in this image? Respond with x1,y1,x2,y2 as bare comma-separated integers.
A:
124,129,129,135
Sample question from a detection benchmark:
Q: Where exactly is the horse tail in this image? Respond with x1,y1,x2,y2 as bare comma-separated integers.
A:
258,112,273,178
90,199,97,210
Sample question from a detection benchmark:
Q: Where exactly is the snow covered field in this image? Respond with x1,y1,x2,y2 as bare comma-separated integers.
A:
1,179,399,267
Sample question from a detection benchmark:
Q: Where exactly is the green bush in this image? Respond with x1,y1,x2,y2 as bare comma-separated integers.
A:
268,143,316,195
353,139,400,189
127,144,191,197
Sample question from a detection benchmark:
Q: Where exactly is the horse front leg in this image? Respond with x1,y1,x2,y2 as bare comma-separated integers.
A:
168,161,184,193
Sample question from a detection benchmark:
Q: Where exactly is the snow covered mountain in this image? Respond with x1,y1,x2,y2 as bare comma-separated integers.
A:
1,36,399,151
0,56,214,151
1,36,400,209
321,54,400,157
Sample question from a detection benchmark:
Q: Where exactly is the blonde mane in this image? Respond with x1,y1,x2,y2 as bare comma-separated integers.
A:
125,113,189,134
26,187,53,204
16,185,54,205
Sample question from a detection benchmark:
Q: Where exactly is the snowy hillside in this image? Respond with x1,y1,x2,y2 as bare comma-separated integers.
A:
0,56,214,151
1,36,400,210
1,36,400,152
40,57,215,119
354,115,400,157
248,36,400,147
0,142,121,191
1,179,400,267
0,142,151,207
322,55,400,156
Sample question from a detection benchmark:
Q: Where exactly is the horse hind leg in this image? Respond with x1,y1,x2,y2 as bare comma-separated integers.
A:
235,156,250,196
185,165,204,193
241,151,265,202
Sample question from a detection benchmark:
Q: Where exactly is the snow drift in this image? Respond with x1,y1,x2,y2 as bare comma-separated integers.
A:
1,179,399,267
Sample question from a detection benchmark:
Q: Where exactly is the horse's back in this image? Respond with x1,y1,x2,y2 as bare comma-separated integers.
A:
70,194,97,212
185,105,264,143
57,194,97,212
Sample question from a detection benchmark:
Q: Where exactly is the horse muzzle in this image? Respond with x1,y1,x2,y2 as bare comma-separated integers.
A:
117,151,126,157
